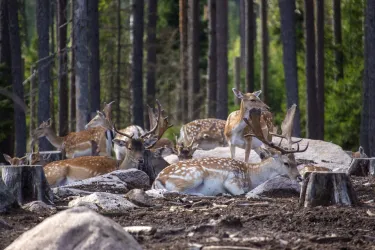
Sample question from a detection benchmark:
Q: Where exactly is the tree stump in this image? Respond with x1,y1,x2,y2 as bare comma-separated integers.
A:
0,178,18,212
299,172,358,207
348,158,375,177
1,165,54,205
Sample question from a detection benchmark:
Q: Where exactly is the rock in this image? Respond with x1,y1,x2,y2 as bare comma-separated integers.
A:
22,201,57,216
0,218,12,230
110,169,150,189
68,192,137,213
0,178,17,213
123,226,156,235
246,175,301,198
52,187,93,198
145,189,168,198
193,147,262,163
5,206,142,250
125,189,153,207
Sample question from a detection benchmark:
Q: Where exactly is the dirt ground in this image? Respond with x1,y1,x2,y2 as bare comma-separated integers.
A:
1,176,375,250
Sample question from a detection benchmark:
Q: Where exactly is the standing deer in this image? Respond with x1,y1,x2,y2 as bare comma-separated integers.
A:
178,118,227,150
153,108,307,196
224,88,273,162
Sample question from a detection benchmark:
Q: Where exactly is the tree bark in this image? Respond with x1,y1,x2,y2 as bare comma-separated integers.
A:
37,0,52,150
239,0,245,67
0,178,17,212
74,0,89,131
366,0,375,157
187,0,200,121
50,0,56,133
57,0,68,136
29,66,36,149
234,57,241,106
315,0,324,140
216,0,228,120
179,0,188,123
69,0,76,132
260,0,268,103
278,0,301,137
131,0,145,127
116,0,121,125
245,0,254,92
333,0,343,81
88,0,100,118
304,0,319,139
207,0,216,117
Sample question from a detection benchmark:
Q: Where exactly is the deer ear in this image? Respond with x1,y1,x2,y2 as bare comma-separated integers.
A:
253,90,262,98
232,88,244,99
144,138,158,149
3,154,12,164
112,139,127,147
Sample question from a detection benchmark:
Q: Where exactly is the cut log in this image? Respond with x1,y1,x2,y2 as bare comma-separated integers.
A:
348,158,375,176
1,165,54,205
299,172,358,207
0,178,18,212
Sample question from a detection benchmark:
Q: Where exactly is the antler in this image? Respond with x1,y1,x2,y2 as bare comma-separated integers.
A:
102,101,115,121
141,100,162,139
113,122,133,139
143,99,173,140
244,109,308,155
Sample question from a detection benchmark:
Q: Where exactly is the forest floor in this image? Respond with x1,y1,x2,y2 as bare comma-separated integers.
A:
1,176,375,250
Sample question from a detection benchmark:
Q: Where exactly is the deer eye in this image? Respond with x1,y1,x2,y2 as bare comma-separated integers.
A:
284,162,290,167
250,99,256,102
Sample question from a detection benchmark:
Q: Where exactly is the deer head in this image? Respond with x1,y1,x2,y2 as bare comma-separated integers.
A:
85,101,115,130
3,154,27,165
175,136,199,160
232,88,269,111
32,118,52,139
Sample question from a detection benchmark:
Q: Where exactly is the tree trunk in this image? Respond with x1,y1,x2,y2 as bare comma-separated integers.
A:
278,0,301,137
187,0,200,121
37,0,52,150
315,0,324,140
146,0,157,122
179,0,188,123
234,57,241,106
30,66,36,149
7,0,27,157
1,165,54,205
216,0,228,120
239,0,245,67
207,0,216,117
50,0,56,133
0,178,17,212
333,0,343,81
299,172,358,207
304,0,319,139
69,0,76,132
245,0,254,92
260,0,268,103
88,0,100,118
366,0,375,157
0,0,15,159
74,0,89,131
131,0,144,128
116,0,121,125
57,0,68,136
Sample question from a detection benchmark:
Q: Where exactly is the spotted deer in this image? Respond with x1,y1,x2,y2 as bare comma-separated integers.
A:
224,88,275,162
31,119,110,159
3,152,50,166
175,136,199,160
153,109,307,196
178,118,227,150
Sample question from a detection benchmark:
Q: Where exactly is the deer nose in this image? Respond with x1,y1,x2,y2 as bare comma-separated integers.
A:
296,175,303,182
138,159,144,164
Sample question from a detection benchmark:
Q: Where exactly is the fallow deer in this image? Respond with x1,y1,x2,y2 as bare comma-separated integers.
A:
152,109,307,196
224,88,274,162
3,152,50,166
3,154,28,165
178,118,228,150
350,146,368,158
31,119,110,159
175,136,199,160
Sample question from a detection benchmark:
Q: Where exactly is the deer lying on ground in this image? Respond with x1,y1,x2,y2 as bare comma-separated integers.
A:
350,146,368,158
178,118,228,150
3,154,28,165
175,136,199,160
31,119,110,159
3,152,50,166
224,89,274,162
152,109,307,196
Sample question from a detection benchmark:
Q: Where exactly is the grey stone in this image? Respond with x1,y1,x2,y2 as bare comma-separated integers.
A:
52,187,93,198
246,175,301,198
22,201,57,216
125,189,153,207
0,178,17,213
5,206,142,250
110,169,150,189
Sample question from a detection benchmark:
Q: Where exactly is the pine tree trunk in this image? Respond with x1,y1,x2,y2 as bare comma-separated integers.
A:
74,0,89,131
187,0,200,121
88,0,100,119
239,0,245,67
116,0,121,125
179,0,188,123
365,0,375,157
245,0,254,92
69,0,76,132
131,0,144,127
315,0,324,140
50,0,56,133
207,0,216,118
260,0,268,103
278,0,301,137
57,0,68,136
333,0,343,81
216,0,228,119
37,0,52,149
304,0,319,139
234,57,241,106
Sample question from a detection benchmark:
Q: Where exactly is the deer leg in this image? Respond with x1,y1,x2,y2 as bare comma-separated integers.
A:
230,143,236,159
223,177,246,196
245,137,252,162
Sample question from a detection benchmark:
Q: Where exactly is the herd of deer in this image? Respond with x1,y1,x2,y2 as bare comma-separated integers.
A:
2,88,365,196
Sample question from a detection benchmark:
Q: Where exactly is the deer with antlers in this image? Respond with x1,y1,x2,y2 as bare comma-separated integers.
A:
152,108,307,196
174,136,199,160
178,118,227,150
224,88,275,162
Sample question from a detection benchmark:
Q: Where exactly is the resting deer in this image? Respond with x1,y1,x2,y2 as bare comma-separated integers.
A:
152,109,307,196
3,152,50,166
224,88,274,162
31,119,110,158
350,146,368,158
178,118,227,150
175,136,199,160
3,154,28,165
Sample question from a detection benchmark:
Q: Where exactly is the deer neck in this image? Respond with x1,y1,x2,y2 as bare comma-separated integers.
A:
44,128,64,149
118,149,140,170
246,157,283,188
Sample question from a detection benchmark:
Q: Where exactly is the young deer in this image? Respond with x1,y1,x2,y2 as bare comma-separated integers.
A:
153,109,307,196
3,154,28,165
175,136,199,160
3,152,50,166
224,88,274,162
178,118,227,150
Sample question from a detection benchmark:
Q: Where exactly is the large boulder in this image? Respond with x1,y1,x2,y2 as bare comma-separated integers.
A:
5,206,142,250
68,192,137,213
